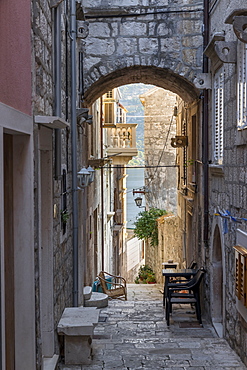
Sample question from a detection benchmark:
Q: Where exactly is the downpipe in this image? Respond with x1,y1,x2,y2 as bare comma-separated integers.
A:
70,0,79,307
54,4,62,179
202,0,209,249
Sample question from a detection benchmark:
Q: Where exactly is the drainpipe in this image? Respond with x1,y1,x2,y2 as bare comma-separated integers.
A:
70,0,79,307
100,97,105,271
54,4,62,179
202,0,209,247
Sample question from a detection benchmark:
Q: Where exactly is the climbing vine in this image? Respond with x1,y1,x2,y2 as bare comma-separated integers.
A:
133,208,167,246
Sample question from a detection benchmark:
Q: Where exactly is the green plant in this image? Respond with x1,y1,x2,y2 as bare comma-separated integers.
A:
133,208,167,246
61,209,69,224
185,159,194,167
135,265,156,284
146,274,156,283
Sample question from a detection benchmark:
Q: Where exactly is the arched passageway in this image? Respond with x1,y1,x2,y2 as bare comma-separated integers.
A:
84,66,200,106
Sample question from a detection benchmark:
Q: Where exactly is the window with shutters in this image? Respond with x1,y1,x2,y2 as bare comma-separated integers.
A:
237,42,247,129
104,102,114,124
213,68,224,164
233,245,247,307
103,90,116,125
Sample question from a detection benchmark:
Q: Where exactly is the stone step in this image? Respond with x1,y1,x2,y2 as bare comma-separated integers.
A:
84,292,108,308
83,286,92,301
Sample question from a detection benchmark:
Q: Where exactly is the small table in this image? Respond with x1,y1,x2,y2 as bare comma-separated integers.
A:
162,268,197,306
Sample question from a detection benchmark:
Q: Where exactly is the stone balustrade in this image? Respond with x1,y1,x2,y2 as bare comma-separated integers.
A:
106,123,138,164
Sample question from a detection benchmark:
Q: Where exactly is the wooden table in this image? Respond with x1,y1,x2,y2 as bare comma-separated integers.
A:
162,268,197,306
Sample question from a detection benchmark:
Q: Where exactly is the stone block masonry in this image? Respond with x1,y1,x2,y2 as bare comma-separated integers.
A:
82,1,204,105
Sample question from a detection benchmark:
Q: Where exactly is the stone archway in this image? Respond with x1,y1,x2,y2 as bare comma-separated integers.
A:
211,223,224,337
83,65,199,106
82,1,204,105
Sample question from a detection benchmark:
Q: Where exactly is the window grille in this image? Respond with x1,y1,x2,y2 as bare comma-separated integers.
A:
237,42,247,129
214,68,224,164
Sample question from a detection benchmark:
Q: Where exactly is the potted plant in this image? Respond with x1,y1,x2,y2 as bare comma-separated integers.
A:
135,265,156,284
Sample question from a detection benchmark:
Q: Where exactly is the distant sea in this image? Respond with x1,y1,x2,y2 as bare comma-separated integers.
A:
126,167,145,229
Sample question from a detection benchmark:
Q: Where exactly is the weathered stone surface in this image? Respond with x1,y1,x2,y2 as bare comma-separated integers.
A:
82,1,203,105
58,284,246,369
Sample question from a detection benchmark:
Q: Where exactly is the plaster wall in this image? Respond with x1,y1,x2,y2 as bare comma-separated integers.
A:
0,0,32,115
0,102,35,369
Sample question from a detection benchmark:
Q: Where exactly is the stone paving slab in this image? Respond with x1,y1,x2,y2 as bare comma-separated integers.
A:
58,284,246,369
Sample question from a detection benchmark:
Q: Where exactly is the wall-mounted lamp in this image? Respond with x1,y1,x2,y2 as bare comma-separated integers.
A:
87,165,95,184
134,196,145,208
77,166,95,188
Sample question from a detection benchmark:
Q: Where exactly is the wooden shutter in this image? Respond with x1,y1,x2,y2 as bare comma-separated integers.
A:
233,245,247,307
104,102,114,124
214,69,224,164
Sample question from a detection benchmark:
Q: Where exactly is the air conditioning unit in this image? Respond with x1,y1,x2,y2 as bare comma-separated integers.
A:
171,136,188,148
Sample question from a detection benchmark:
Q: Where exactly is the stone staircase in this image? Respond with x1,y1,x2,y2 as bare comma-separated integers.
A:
83,286,108,308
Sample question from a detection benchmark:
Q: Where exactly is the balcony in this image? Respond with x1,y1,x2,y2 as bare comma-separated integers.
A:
106,123,138,165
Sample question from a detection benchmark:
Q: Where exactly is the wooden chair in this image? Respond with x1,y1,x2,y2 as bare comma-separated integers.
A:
97,271,127,300
165,267,206,326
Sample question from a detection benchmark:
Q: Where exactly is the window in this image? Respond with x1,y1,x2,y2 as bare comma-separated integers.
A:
234,245,247,307
237,42,247,129
106,90,113,99
104,102,114,124
213,68,224,164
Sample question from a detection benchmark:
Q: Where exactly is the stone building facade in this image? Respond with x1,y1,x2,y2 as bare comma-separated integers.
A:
202,0,247,363
140,87,177,213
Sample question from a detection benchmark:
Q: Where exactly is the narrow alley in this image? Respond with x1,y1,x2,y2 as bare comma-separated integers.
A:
58,284,246,370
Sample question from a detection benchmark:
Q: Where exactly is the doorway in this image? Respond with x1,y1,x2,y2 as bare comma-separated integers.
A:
211,224,223,337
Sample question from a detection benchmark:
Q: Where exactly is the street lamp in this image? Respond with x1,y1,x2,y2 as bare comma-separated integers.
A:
87,165,95,184
78,167,90,188
134,197,146,209
134,196,143,207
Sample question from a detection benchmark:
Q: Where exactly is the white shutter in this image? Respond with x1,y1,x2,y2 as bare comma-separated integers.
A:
214,68,224,164
237,42,247,129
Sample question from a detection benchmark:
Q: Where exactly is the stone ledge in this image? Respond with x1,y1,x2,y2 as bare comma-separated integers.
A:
57,307,99,365
209,164,224,177
42,355,59,370
57,307,99,337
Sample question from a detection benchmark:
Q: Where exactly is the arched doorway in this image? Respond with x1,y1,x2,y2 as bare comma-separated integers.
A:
211,224,224,337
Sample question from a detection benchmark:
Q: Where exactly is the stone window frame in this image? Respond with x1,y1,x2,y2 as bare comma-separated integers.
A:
213,67,224,164
237,41,247,130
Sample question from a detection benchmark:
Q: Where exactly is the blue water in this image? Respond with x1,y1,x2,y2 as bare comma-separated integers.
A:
126,168,145,229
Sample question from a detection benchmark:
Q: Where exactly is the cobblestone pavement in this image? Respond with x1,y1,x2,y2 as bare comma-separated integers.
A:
59,284,246,370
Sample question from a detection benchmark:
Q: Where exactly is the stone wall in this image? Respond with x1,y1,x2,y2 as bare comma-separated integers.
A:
31,0,74,366
82,0,203,105
201,0,247,365
140,87,177,213
145,214,183,284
